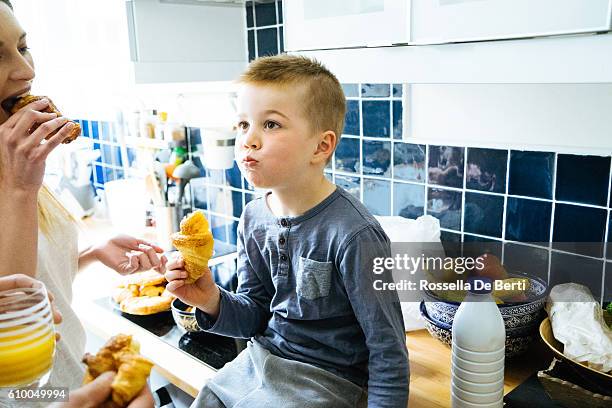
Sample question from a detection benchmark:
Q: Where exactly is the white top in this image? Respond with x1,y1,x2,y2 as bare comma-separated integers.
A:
1,191,86,408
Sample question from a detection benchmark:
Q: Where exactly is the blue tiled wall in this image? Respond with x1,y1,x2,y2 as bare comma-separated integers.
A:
246,1,284,61
76,1,611,302
329,83,611,302
74,119,129,197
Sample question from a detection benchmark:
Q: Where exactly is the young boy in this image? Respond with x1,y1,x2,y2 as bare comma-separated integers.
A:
165,55,409,408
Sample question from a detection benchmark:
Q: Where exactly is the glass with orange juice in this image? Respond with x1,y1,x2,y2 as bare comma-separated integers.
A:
0,282,56,391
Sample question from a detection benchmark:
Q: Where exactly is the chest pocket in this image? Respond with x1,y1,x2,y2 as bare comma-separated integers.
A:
296,256,333,300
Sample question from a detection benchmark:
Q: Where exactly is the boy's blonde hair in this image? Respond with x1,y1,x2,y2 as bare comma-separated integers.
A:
238,55,346,159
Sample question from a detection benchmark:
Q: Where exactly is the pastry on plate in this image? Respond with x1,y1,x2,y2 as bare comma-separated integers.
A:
171,210,214,284
8,94,81,144
112,271,173,315
119,295,173,315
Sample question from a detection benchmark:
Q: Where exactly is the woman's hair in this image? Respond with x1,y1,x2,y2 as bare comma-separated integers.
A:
0,1,13,10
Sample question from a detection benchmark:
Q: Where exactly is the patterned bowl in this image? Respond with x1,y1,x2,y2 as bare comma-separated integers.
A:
171,298,200,333
423,274,548,330
419,301,539,358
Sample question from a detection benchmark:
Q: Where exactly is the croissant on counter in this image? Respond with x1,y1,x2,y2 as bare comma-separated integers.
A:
82,334,154,408
8,94,81,144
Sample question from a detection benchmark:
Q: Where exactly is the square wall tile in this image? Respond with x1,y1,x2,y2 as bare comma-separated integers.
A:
277,0,283,24
605,262,611,302
393,143,426,183
363,179,391,216
503,243,549,283
466,148,507,193
81,120,90,137
246,2,254,27
508,151,554,199
606,212,612,261
393,182,425,219
361,84,390,98
342,83,359,98
440,230,462,258
91,121,99,139
335,137,360,173
392,84,403,98
392,100,403,140
463,235,503,259
427,188,462,231
362,140,391,176
505,197,552,243
256,27,278,56
428,146,464,188
245,192,256,206
552,203,607,258
335,175,360,200
344,100,360,136
225,162,243,189
362,100,390,138
254,1,276,26
555,154,610,207
231,191,243,218
550,252,603,300
247,30,255,61
464,192,504,238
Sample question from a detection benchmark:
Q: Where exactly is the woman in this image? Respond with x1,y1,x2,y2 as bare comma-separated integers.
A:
0,1,164,405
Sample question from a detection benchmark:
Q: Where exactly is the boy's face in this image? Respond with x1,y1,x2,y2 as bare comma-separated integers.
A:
235,83,319,189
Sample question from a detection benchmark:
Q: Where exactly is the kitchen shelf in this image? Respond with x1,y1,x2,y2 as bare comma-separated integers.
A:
295,32,612,84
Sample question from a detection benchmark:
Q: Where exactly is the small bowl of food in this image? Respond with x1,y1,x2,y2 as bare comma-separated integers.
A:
171,298,200,332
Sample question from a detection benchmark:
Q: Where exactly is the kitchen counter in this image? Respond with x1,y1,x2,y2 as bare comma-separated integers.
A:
74,272,552,405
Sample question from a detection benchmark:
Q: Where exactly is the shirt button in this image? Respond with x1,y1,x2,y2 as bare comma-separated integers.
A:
280,219,288,227
280,254,288,262
279,237,286,245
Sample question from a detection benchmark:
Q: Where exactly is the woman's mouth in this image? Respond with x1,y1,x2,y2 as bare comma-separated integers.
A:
1,87,32,115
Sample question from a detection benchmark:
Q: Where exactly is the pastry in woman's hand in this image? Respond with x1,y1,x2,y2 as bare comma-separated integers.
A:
171,210,214,284
8,94,81,144
82,334,153,408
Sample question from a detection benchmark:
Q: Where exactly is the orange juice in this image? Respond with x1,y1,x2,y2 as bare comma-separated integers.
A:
0,325,55,387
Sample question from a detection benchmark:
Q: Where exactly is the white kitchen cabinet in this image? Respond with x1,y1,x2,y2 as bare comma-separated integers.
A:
284,0,409,51
410,0,612,45
126,0,247,84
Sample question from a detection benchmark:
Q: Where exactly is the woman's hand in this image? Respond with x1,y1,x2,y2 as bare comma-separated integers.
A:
90,235,167,275
164,254,220,317
0,98,76,193
50,372,154,408
0,274,63,340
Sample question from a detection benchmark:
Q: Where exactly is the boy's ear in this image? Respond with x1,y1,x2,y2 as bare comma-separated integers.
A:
312,130,337,164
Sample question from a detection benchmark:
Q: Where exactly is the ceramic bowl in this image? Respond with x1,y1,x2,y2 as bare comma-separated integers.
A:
171,298,200,332
419,301,538,358
423,274,548,329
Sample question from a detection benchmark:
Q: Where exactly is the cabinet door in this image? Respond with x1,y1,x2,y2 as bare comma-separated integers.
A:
410,0,612,45
284,0,409,51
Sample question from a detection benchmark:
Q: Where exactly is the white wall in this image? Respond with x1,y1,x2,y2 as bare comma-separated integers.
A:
406,84,612,155
13,0,133,120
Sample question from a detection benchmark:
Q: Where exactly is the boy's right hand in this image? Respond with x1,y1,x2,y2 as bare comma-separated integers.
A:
164,254,221,318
